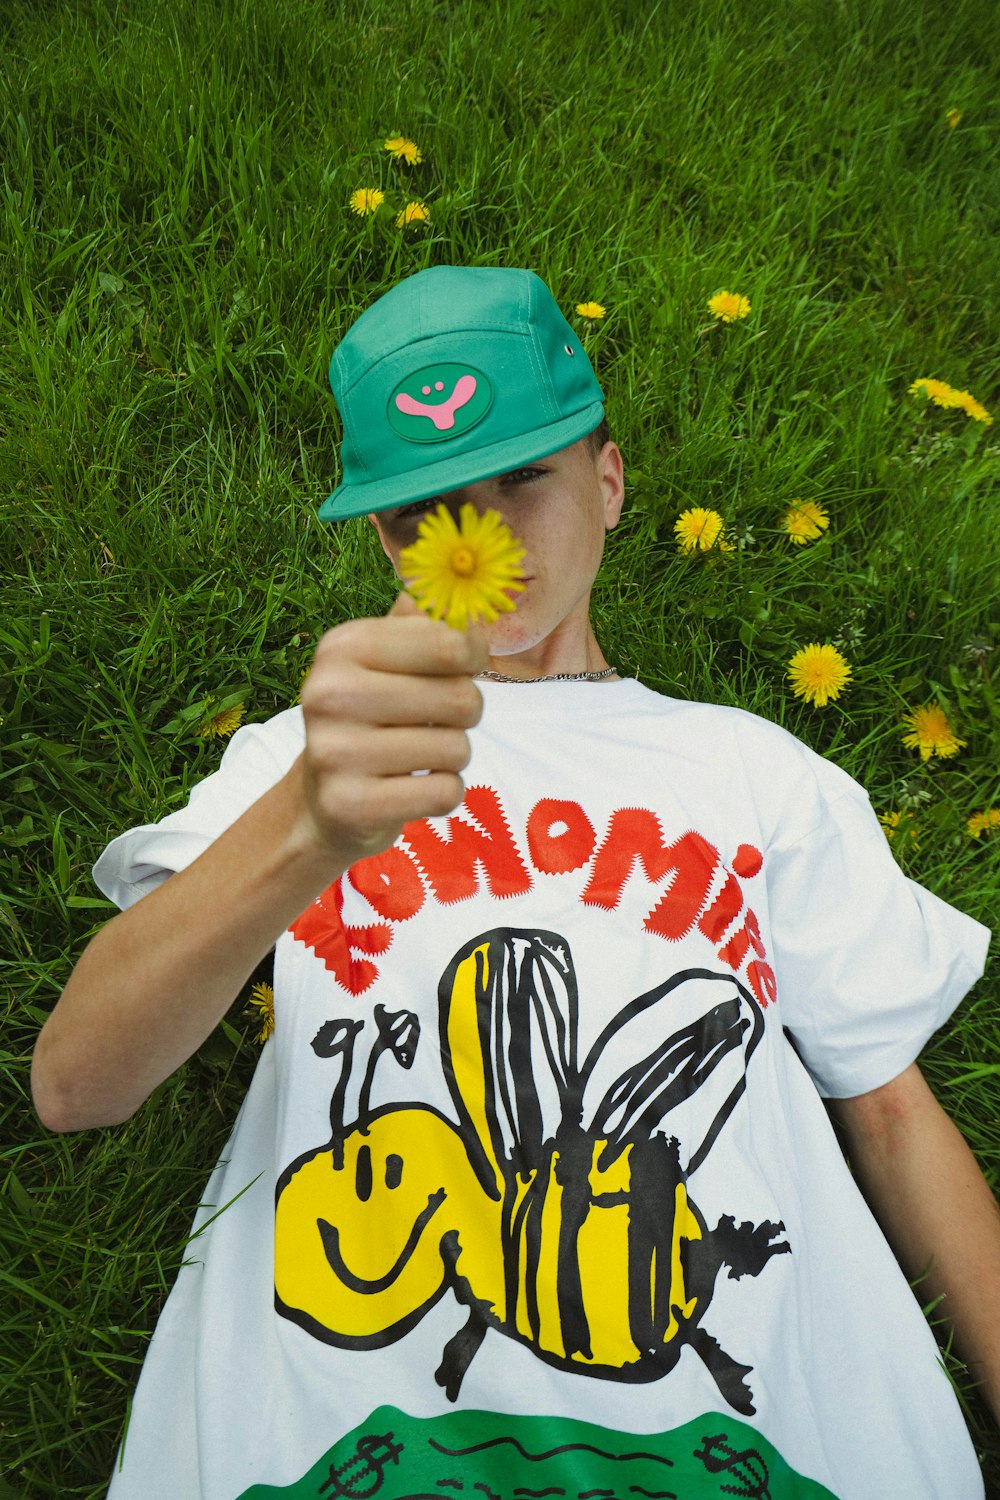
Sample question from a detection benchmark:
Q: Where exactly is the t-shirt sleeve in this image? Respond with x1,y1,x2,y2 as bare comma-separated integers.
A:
762,751,990,1099
92,709,305,911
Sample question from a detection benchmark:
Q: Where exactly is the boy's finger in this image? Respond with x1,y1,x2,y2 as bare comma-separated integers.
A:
388,590,422,618
312,600,489,680
465,624,490,674
391,591,489,673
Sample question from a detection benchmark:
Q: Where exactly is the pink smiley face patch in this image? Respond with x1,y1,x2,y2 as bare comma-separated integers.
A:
387,363,493,443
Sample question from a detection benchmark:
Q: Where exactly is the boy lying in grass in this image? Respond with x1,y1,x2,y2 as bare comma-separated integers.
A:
33,266,999,1500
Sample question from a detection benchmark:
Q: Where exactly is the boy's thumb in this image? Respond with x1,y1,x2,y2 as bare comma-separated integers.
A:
389,589,422,617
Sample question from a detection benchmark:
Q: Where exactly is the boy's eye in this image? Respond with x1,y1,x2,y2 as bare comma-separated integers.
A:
394,500,437,522
388,467,542,527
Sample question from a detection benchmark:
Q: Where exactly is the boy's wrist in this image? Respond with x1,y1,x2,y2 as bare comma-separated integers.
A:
272,755,354,888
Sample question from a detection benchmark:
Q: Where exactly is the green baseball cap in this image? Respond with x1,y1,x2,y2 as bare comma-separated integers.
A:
318,265,605,521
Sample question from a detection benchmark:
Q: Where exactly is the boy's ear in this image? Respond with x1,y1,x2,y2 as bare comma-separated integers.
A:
598,441,625,530
367,512,392,561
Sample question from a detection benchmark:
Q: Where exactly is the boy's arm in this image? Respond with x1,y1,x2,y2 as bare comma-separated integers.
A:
31,594,487,1132
831,1061,1000,1424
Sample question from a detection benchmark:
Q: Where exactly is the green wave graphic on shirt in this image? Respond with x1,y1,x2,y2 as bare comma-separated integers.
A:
234,1405,838,1499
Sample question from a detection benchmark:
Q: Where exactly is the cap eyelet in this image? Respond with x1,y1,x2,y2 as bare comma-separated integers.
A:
564,344,575,356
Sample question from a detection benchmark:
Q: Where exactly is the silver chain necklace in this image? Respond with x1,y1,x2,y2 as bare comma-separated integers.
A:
477,667,619,683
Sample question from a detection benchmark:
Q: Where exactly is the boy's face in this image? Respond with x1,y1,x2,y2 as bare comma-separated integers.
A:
368,437,624,660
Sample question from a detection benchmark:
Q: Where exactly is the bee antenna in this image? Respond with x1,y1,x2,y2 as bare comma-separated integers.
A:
311,1017,364,1158
356,1005,421,1131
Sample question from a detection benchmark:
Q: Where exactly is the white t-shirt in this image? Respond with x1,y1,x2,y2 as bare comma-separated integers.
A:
96,679,990,1500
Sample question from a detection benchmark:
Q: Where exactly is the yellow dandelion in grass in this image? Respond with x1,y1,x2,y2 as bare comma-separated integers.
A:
901,702,966,760
384,135,423,165
708,290,751,323
674,507,730,554
945,108,962,129
787,644,852,708
879,810,921,850
400,502,526,631
248,981,275,1044
909,377,961,408
951,389,993,424
909,377,993,425
967,808,1000,838
576,301,606,319
396,200,430,228
197,702,245,739
349,187,385,216
782,499,830,545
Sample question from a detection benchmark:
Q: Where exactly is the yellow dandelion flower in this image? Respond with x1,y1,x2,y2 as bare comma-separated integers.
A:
576,301,606,319
400,502,526,631
967,808,1000,838
909,377,961,408
945,108,962,129
909,377,993,424
708,290,751,323
248,980,275,1044
787,643,852,708
879,810,921,850
900,702,966,760
782,499,830,545
384,135,423,165
349,187,385,216
395,200,430,228
197,702,245,739
950,388,993,425
674,507,729,553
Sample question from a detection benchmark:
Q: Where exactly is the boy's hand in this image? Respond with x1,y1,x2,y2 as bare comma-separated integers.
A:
297,591,489,867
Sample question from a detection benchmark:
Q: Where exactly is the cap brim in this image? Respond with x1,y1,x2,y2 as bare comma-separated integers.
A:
318,402,605,522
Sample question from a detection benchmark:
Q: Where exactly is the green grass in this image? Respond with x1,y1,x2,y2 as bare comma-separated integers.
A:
2,0,999,1493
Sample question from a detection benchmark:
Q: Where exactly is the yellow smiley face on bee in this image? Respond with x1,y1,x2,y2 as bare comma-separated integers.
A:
275,1106,505,1344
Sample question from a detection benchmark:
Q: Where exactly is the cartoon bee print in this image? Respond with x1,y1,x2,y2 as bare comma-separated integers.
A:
274,930,789,1415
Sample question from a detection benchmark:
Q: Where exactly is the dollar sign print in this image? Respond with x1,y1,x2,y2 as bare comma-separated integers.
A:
317,1433,404,1497
693,1433,772,1500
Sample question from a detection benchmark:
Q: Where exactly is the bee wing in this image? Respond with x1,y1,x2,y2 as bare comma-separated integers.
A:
438,929,580,1184
580,969,764,1176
